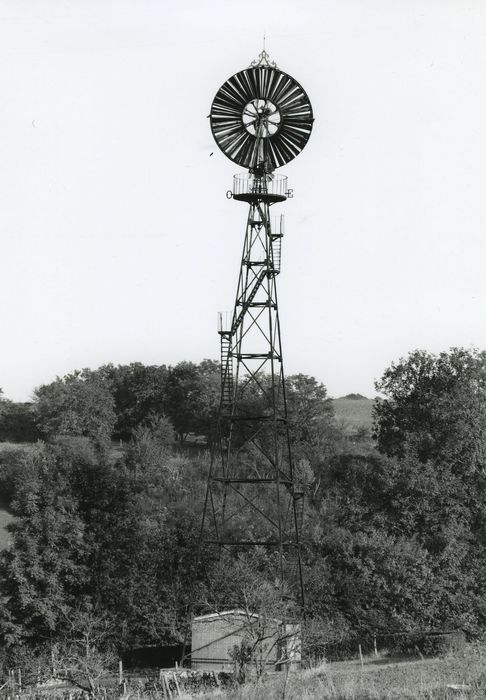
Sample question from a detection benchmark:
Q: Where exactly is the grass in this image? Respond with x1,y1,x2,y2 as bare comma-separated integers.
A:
332,397,374,435
0,441,35,453
0,507,13,549
193,648,486,699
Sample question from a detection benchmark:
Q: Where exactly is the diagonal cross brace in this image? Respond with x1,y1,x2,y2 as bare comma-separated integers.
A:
232,267,268,335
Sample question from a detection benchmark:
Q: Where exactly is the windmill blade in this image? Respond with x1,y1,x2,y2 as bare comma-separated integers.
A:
210,66,313,170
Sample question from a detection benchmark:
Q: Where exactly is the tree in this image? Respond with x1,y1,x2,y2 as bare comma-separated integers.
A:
311,527,436,634
0,444,90,646
123,417,175,478
95,363,169,441
285,374,339,469
0,446,31,508
0,402,40,442
98,360,220,443
34,370,116,446
164,360,220,441
302,443,486,636
0,421,210,653
55,606,117,697
222,372,339,474
374,348,486,470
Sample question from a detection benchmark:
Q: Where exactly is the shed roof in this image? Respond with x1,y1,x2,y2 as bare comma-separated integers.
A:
193,609,281,623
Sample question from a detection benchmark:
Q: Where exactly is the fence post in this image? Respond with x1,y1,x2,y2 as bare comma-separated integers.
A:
374,636,378,657
160,674,168,700
118,660,123,685
358,644,364,668
172,672,181,697
162,674,173,700
51,646,56,678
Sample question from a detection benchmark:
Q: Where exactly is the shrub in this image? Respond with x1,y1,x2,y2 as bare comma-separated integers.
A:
302,616,353,664
322,636,376,662
387,630,466,658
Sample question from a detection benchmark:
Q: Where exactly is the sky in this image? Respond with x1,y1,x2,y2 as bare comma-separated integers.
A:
1,0,486,401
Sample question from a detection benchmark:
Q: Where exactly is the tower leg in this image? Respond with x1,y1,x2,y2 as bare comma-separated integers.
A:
201,192,305,611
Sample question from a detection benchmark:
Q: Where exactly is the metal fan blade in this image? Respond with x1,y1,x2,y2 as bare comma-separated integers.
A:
210,65,313,168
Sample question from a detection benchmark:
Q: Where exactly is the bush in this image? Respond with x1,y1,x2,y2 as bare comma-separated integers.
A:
0,447,28,507
302,616,353,664
0,402,40,443
387,630,466,658
306,629,466,663
323,636,375,662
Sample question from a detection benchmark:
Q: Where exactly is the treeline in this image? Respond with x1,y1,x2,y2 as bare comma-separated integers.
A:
1,348,486,670
0,360,222,445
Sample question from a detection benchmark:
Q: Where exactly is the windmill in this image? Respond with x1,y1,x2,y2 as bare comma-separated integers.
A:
201,49,314,610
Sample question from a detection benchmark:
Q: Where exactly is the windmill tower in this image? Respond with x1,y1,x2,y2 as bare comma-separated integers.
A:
201,50,313,610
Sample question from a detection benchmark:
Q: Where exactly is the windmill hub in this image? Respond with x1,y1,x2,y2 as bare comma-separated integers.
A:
243,99,281,138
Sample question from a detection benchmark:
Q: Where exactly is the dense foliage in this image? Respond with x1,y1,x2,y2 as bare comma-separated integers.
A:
0,398,39,443
1,348,486,666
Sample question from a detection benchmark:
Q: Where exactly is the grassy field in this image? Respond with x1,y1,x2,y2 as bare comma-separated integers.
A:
0,507,13,549
193,649,486,699
332,396,374,435
0,441,35,452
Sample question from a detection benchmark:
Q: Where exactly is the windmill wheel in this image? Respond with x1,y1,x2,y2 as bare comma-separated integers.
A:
210,66,313,171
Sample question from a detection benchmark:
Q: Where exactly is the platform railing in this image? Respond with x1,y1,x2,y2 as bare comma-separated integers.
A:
218,311,232,334
232,173,288,199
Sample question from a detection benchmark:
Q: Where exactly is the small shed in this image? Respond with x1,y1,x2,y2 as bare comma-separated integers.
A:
191,609,301,672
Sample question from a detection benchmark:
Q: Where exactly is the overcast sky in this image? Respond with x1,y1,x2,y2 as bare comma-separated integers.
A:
1,0,486,401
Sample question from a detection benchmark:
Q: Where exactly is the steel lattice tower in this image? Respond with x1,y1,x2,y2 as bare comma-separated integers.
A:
200,50,314,609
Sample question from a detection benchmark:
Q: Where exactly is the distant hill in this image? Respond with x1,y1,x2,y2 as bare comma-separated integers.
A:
332,395,374,434
339,393,369,400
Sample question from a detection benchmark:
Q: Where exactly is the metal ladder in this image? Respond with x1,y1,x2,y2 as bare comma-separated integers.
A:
272,235,282,274
220,334,233,407
270,214,284,274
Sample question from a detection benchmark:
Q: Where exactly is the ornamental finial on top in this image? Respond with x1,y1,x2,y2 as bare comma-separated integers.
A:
249,49,277,69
